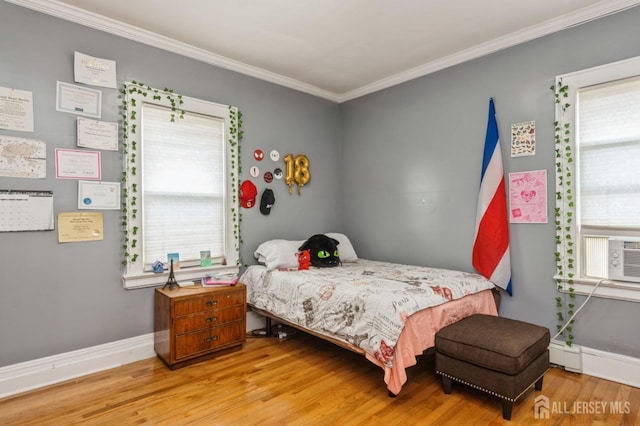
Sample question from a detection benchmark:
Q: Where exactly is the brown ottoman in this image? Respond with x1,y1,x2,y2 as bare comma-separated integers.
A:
435,314,550,420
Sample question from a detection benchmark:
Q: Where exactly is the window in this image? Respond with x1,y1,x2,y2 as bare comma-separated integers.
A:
122,84,240,289
555,57,640,301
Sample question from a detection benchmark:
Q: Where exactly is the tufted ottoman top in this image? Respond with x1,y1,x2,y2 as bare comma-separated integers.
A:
435,314,550,375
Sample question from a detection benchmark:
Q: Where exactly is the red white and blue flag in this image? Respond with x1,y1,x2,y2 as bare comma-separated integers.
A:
473,98,512,295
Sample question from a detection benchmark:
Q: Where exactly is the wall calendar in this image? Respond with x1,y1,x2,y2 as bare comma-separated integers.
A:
0,190,54,232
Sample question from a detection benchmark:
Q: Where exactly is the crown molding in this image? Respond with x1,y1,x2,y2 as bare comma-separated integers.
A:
338,0,640,102
7,0,640,104
6,0,342,102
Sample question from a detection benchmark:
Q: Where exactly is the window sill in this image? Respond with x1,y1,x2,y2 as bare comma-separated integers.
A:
122,265,239,289
555,276,640,303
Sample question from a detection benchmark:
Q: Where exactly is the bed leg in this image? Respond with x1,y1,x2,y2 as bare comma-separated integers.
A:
388,391,397,398
502,399,513,421
265,317,272,337
442,376,452,394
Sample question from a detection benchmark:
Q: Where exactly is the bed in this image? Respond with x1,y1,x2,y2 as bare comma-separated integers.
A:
239,234,499,395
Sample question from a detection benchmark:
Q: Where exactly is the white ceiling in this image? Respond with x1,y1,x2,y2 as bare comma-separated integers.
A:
8,0,640,102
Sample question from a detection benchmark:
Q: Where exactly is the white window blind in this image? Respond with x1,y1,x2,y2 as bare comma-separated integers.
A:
578,76,640,230
121,82,240,289
142,104,226,267
555,56,640,301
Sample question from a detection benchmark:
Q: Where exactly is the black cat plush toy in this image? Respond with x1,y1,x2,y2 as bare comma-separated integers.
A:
298,234,341,267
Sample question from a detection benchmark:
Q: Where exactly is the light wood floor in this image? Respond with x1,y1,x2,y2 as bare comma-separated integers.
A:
1,330,638,425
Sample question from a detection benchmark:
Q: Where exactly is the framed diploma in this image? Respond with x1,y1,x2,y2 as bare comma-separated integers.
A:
58,212,104,243
56,81,102,118
0,86,34,132
74,51,117,89
55,148,101,180
78,180,121,210
77,117,118,151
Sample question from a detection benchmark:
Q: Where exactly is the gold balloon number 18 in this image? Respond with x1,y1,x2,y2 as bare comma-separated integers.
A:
284,154,310,195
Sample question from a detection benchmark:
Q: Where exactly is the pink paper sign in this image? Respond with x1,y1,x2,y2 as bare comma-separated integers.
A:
509,170,547,223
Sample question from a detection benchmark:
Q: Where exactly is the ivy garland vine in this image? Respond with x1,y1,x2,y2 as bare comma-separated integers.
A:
228,106,244,265
551,80,576,346
120,81,185,266
119,81,244,267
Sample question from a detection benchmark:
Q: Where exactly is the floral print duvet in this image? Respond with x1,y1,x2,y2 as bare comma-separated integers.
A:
240,259,495,368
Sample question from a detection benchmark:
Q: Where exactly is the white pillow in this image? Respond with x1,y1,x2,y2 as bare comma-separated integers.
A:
254,239,304,270
325,232,358,261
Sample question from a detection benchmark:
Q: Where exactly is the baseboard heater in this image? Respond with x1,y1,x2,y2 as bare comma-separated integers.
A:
549,339,582,373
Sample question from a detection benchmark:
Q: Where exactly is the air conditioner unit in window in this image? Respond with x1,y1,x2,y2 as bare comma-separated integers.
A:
608,238,640,283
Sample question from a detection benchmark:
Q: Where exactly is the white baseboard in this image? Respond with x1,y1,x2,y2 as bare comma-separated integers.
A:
581,346,640,388
0,333,155,399
2,332,638,400
550,340,640,388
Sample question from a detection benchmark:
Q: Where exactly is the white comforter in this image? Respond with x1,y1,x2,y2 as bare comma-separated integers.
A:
240,259,494,367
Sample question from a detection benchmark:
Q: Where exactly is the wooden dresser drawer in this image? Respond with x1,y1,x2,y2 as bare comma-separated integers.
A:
175,321,245,359
154,284,246,369
174,289,244,316
174,305,245,334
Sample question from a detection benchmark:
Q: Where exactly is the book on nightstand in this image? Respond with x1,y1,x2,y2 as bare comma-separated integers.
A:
202,272,238,287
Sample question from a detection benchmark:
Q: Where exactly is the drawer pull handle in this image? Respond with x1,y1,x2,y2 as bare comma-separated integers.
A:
206,336,219,343
205,316,218,323
206,300,218,306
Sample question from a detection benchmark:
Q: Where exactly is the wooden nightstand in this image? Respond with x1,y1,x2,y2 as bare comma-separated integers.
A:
154,284,246,369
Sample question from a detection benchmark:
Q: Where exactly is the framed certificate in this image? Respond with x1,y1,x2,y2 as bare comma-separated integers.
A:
55,148,101,180
58,212,104,242
78,180,120,210
74,51,117,89
77,117,118,151
56,81,102,118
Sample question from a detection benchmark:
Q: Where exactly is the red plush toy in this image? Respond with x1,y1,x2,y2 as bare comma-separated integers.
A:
296,249,311,270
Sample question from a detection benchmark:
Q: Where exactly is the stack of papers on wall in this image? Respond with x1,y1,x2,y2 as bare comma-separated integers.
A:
202,272,238,287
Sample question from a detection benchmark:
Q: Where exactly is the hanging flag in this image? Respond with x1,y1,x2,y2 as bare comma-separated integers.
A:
473,98,512,295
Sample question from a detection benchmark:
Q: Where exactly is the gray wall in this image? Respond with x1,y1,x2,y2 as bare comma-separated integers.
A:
1,1,639,368
0,2,340,367
340,6,640,358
